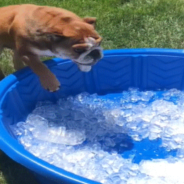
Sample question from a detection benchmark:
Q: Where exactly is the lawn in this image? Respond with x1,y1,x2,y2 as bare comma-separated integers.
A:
1,0,184,183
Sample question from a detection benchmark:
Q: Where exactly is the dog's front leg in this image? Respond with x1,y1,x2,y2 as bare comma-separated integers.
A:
21,55,60,92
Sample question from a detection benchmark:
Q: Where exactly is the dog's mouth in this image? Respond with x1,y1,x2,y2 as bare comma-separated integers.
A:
74,47,103,72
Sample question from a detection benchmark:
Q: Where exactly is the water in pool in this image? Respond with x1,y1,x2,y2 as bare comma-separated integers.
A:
11,88,184,184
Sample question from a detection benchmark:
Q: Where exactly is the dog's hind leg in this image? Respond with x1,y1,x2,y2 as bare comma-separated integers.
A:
13,51,25,70
0,68,4,80
0,45,5,80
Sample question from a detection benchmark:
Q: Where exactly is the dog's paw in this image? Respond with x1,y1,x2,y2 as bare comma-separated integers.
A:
40,74,60,92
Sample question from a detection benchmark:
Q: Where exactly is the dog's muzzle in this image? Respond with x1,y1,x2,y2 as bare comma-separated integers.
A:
85,49,102,62
75,47,103,72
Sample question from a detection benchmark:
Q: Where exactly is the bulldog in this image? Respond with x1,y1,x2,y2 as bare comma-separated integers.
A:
0,4,103,91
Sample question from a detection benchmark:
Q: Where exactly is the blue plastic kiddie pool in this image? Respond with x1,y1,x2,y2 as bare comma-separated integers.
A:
0,48,184,184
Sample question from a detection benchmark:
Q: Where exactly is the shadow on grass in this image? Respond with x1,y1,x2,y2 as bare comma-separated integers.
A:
0,150,39,184
121,0,130,4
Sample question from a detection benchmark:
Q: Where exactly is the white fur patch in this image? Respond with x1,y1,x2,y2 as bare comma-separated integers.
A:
85,37,96,49
31,48,56,57
78,65,92,72
30,36,103,73
30,48,69,59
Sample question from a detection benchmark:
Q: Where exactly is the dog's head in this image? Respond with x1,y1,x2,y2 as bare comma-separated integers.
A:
41,16,103,72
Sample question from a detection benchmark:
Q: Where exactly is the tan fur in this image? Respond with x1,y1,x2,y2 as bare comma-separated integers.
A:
0,4,102,92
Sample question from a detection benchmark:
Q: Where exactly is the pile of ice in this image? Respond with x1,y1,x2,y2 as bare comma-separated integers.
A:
11,88,184,184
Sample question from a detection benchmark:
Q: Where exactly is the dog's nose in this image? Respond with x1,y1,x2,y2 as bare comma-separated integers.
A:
88,49,102,60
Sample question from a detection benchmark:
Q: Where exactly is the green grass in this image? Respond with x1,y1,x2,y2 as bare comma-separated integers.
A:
1,0,184,75
0,151,39,184
1,0,184,183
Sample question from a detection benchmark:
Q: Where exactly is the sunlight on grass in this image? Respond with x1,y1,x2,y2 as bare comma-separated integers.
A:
0,49,14,76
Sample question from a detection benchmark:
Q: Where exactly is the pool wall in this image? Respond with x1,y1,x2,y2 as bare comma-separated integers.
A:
0,49,184,183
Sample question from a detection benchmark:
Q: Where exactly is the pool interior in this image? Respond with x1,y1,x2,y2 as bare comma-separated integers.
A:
1,51,184,179
2,89,178,164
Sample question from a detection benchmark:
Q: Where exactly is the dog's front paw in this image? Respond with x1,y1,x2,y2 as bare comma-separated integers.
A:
40,74,60,92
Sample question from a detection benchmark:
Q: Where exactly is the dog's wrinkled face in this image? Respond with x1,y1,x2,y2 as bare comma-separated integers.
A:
44,17,103,72
72,37,103,72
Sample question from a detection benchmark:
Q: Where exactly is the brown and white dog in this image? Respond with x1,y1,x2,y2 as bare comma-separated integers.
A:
0,4,103,91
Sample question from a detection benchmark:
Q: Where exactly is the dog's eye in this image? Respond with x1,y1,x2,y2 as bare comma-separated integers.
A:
74,48,86,54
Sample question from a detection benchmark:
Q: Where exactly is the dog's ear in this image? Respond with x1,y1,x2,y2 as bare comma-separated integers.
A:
62,26,77,37
42,26,76,39
83,17,96,28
